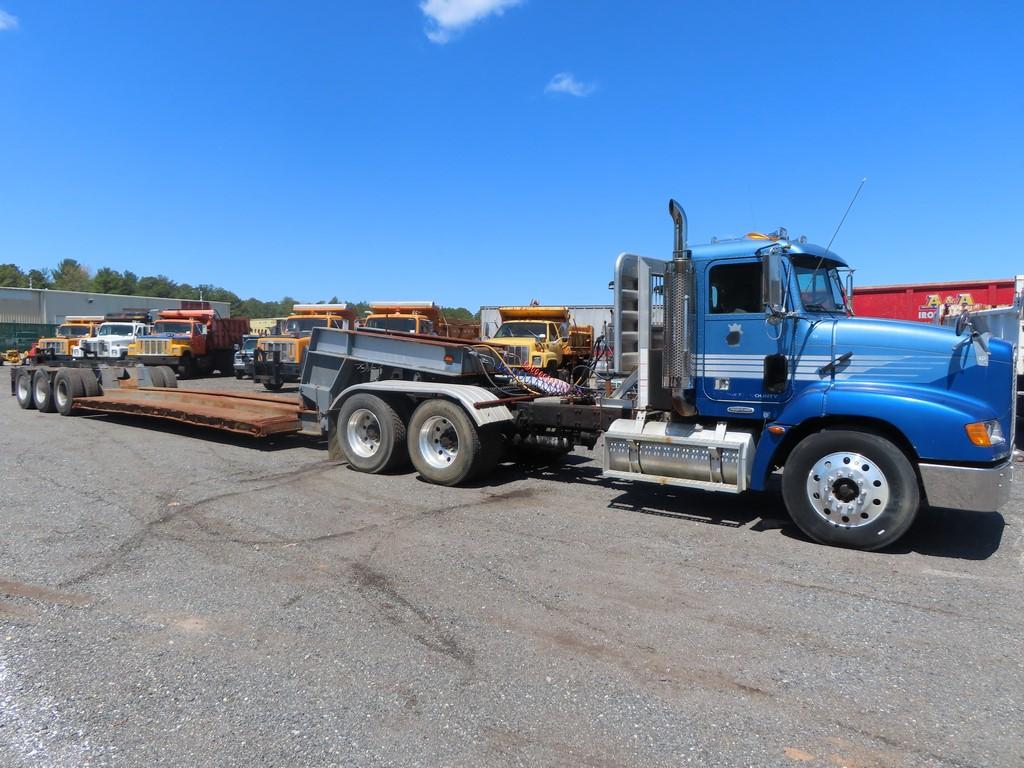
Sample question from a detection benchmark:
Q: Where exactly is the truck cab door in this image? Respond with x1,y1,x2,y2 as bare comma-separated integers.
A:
699,257,794,418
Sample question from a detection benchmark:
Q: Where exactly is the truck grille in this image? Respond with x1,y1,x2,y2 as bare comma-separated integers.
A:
40,340,67,354
260,340,297,361
498,345,531,367
138,339,170,356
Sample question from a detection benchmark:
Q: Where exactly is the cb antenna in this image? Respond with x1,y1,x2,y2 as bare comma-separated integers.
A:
824,177,867,255
812,177,867,278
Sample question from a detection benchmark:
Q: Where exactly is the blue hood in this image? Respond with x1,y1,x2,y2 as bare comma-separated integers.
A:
799,316,1014,458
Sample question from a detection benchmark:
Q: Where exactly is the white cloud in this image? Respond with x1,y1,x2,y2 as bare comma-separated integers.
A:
0,9,19,31
420,0,522,44
544,72,595,97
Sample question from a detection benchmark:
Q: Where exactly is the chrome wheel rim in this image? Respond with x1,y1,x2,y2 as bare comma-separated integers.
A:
418,415,458,469
55,378,69,409
346,408,381,458
805,451,890,527
34,376,48,404
17,374,31,401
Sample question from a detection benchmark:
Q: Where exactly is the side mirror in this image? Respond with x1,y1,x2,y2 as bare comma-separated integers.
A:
233,343,240,351
761,248,785,321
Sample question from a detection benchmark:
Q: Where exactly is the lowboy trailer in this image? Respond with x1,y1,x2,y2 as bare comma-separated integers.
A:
9,199,1016,551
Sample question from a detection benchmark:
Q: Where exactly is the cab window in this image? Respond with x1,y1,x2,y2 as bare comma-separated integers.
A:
709,262,762,314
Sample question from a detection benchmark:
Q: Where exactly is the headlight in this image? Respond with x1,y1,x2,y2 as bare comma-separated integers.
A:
965,420,1006,447
531,356,542,366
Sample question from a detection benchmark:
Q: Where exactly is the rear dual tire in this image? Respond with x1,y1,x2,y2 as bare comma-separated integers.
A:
53,369,87,416
15,370,36,409
407,399,500,486
334,394,409,474
33,370,57,413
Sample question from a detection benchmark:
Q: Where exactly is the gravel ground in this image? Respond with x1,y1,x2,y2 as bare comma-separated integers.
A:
1,372,1022,768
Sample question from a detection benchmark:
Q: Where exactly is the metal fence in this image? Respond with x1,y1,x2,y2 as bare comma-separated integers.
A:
0,323,57,351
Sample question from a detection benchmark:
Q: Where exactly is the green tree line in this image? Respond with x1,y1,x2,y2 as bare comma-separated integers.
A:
0,260,477,321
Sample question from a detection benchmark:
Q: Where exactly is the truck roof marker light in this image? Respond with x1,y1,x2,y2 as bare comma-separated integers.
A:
767,425,786,436
746,232,772,240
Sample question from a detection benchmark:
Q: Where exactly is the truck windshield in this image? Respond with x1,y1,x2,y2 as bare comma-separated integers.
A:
365,317,418,333
98,324,134,336
792,257,848,313
57,325,92,337
152,322,193,335
243,338,258,352
285,317,341,334
495,322,548,340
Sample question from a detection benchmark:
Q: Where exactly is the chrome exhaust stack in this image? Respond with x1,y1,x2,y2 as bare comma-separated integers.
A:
663,199,695,416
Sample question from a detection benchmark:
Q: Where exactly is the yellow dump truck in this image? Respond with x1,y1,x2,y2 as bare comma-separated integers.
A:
34,316,105,361
362,302,480,339
362,302,442,335
254,304,357,391
486,306,593,374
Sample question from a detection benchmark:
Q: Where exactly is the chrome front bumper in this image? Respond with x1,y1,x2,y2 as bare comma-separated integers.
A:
919,458,1014,511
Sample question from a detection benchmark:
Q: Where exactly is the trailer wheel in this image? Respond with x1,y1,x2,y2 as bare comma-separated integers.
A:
782,429,919,551
15,370,36,410
150,366,178,388
408,399,489,486
32,370,56,413
79,368,101,397
53,369,85,416
334,394,408,473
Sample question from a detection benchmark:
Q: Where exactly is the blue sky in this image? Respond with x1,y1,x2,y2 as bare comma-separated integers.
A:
1,1,1021,306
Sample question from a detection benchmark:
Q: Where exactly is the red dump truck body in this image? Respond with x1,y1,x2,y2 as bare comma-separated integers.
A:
853,278,1018,322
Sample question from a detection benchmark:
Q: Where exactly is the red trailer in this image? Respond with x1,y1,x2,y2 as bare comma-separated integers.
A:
853,277,1019,322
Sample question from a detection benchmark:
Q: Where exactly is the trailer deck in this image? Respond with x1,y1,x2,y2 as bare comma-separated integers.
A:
72,387,307,436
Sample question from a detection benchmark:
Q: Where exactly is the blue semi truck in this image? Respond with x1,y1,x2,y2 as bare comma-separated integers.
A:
305,199,1014,551
14,199,1015,551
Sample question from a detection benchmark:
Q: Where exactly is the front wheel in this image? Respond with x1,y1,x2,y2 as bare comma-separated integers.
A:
262,378,283,392
782,430,919,551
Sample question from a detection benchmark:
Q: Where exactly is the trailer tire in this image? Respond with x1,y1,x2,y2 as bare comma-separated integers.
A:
79,368,101,397
15,370,36,410
53,369,85,416
408,399,486,486
334,394,408,474
151,366,178,388
782,429,919,551
32,370,57,413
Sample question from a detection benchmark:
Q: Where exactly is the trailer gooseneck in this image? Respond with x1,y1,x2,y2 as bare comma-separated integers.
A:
10,199,1015,551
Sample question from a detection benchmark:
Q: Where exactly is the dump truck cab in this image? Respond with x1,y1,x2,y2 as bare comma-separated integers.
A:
488,306,592,374
73,313,152,360
127,309,248,378
254,303,356,391
35,316,104,360
233,334,259,379
362,302,442,335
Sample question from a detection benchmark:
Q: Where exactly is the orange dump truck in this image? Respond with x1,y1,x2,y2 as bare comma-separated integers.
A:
362,302,480,339
128,309,250,378
486,306,593,373
35,316,105,360
254,304,357,390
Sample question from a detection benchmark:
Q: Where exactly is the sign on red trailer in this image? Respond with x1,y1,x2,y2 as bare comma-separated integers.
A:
853,278,1018,322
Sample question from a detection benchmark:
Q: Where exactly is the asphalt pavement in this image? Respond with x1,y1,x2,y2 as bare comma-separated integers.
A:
1,373,1021,767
